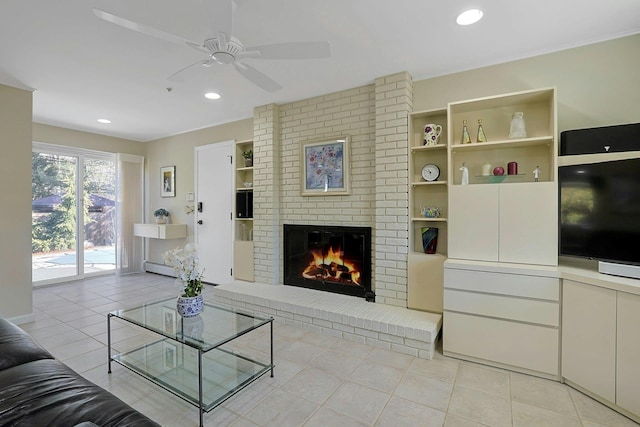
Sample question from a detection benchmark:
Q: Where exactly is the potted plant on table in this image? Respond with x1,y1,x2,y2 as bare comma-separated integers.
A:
153,208,170,224
163,244,205,317
242,149,253,167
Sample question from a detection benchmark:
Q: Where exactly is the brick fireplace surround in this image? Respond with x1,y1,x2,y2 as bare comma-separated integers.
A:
219,71,442,359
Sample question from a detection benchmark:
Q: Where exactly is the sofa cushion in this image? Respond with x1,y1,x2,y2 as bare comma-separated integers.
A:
0,318,53,370
0,359,159,427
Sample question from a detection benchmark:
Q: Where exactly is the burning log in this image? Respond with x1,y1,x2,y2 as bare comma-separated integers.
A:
301,245,362,286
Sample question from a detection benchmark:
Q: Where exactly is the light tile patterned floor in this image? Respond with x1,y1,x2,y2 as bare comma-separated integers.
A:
21,273,639,427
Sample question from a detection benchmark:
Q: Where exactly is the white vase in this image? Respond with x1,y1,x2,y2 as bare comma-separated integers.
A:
176,294,204,318
155,216,167,224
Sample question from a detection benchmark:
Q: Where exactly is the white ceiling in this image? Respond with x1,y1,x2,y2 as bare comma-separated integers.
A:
1,0,639,142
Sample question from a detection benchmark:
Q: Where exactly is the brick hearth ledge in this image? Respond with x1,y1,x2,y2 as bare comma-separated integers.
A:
209,281,442,359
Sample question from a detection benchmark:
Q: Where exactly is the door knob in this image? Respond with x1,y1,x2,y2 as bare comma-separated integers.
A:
197,220,203,225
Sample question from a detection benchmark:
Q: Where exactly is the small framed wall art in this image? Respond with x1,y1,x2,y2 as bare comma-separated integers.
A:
301,136,350,196
161,166,176,198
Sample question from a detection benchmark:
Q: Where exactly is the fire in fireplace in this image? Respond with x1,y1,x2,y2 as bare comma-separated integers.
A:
283,224,373,300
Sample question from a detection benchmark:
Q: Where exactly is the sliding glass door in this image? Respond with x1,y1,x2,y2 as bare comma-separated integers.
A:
32,144,116,284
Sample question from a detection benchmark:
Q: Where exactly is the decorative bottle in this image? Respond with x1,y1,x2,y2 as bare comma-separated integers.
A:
476,119,487,143
461,120,471,144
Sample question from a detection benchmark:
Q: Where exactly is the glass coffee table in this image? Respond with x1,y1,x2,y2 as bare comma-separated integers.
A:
107,298,274,427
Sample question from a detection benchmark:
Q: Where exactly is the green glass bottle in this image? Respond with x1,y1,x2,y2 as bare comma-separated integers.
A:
477,119,487,143
461,120,471,144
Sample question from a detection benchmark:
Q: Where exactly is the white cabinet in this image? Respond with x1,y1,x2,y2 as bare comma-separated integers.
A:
233,240,255,282
561,280,616,402
617,291,640,416
443,261,560,378
407,253,446,313
449,182,556,265
448,185,499,261
499,182,557,265
562,279,640,421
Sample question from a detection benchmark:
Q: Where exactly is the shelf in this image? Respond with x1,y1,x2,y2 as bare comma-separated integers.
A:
411,217,448,223
236,218,253,221
411,144,447,153
411,181,448,187
112,339,270,412
133,224,187,239
474,174,527,184
449,87,555,114
451,136,553,152
236,166,253,172
236,187,253,191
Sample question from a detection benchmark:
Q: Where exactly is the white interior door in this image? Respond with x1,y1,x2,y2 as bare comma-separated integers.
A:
195,141,234,285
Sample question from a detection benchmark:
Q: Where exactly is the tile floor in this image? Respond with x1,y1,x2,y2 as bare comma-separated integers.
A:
22,273,639,427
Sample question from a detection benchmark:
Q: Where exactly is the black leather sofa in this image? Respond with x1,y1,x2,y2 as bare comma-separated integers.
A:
0,318,160,427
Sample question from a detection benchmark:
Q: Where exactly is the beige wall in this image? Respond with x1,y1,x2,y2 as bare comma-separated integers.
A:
0,84,33,321
33,123,145,155
145,118,253,263
413,34,640,133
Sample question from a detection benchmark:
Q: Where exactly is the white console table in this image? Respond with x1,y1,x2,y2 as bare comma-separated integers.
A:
133,223,187,239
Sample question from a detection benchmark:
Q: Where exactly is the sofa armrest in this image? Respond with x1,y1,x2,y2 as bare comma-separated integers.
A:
0,318,54,370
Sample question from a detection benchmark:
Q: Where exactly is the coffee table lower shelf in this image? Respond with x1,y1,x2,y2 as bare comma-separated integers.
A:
111,339,273,414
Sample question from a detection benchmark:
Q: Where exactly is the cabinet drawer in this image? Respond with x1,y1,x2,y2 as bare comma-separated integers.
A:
444,311,559,376
134,223,160,238
444,289,559,326
133,224,187,239
444,268,559,301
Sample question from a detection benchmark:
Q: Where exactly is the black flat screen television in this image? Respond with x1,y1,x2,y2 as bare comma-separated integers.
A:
559,158,640,266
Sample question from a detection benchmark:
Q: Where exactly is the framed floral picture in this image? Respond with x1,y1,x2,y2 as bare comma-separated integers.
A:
161,166,175,198
300,137,350,196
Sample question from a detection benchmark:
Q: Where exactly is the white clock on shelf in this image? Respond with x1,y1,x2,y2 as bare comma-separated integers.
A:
421,164,440,182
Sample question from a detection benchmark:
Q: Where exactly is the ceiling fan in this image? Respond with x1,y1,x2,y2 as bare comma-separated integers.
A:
93,1,330,92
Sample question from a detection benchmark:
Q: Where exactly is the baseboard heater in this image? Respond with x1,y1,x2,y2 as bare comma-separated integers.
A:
143,261,175,277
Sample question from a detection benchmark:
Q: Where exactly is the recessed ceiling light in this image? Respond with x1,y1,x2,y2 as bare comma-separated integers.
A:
97,118,111,124
457,8,484,26
204,92,221,100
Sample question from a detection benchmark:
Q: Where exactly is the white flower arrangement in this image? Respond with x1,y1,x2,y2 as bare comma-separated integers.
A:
162,244,204,297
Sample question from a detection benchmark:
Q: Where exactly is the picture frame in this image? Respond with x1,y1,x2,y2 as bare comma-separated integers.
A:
161,166,176,198
300,136,350,196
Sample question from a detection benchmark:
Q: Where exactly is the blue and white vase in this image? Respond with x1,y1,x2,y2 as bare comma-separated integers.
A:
176,294,204,318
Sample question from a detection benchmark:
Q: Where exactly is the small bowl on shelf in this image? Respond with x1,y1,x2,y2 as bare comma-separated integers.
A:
421,207,441,218
243,182,253,188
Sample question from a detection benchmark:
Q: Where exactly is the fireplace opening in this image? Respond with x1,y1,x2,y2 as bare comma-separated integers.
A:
283,224,373,300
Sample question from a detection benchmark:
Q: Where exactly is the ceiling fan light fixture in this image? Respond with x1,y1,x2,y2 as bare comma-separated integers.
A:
204,92,221,100
212,51,236,64
97,118,111,124
457,8,484,26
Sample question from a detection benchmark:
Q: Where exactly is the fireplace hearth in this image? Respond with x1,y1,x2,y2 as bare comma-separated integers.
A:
283,224,373,300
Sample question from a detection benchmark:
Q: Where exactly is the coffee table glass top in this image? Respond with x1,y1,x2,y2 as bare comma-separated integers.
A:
110,297,271,352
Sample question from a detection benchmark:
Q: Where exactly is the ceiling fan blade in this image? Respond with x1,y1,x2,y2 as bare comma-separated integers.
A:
240,42,331,60
201,0,233,39
186,41,210,55
168,60,215,82
233,63,282,92
94,8,196,47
